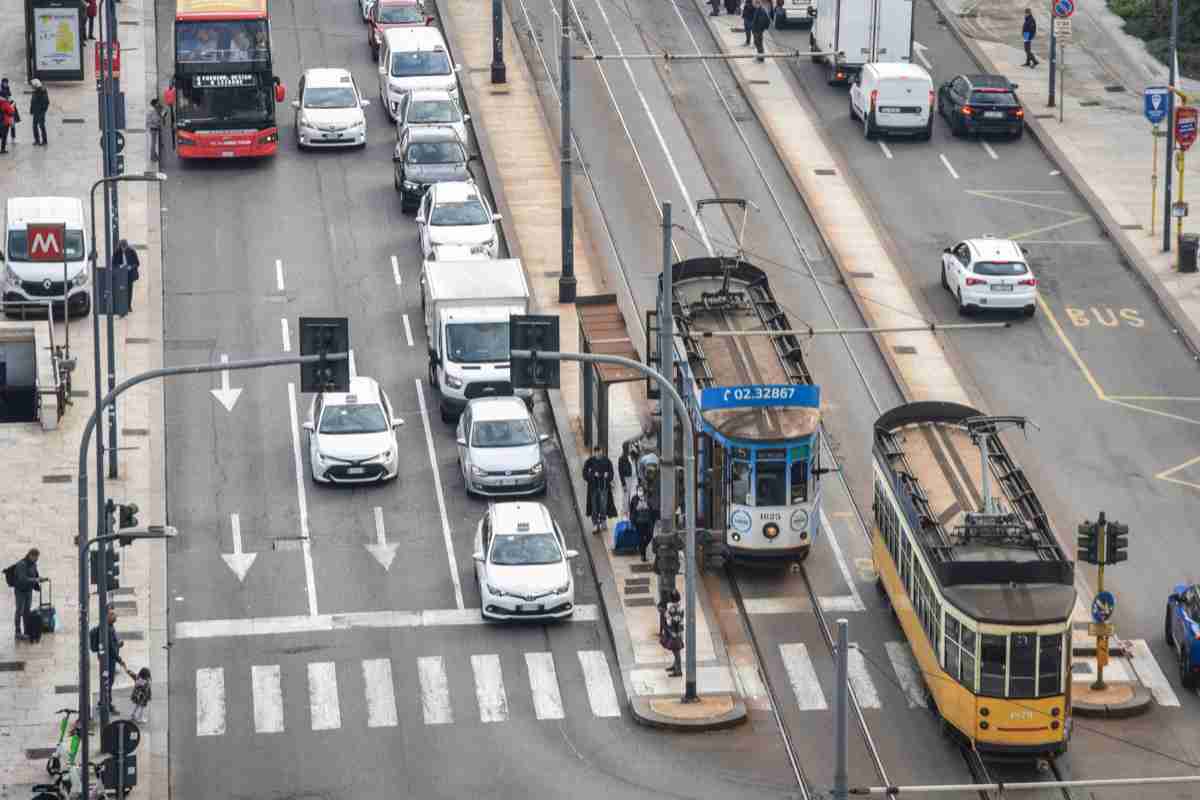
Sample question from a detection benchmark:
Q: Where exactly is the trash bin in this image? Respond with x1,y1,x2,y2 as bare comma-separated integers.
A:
1181,233,1199,274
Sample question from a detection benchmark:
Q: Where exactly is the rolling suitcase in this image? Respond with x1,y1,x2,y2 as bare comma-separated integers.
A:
612,520,640,555
37,579,58,634
24,609,43,642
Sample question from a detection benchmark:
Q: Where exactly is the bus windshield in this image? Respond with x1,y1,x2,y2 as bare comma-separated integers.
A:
176,20,269,64
176,79,273,123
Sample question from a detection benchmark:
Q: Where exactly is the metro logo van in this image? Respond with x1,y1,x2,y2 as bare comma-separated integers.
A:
3,197,92,318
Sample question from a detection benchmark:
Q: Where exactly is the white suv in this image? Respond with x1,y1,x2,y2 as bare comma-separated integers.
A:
378,27,461,121
941,237,1037,317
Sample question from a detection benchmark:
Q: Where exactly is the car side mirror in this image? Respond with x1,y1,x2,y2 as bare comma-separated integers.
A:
472,551,484,562
454,64,463,73
468,153,479,162
463,114,471,122
566,549,579,559
415,214,426,225
1009,83,1019,90
1020,247,1030,256
392,155,403,163
492,213,502,222
291,100,300,109
302,421,314,431
456,436,467,446
392,418,405,428
539,433,550,443
361,98,371,107
943,247,952,254
1170,593,1183,603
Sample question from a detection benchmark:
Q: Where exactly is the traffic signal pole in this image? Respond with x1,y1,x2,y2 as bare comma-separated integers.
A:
1092,512,1109,690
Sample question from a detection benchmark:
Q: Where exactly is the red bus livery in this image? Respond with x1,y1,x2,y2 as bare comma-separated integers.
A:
163,0,286,158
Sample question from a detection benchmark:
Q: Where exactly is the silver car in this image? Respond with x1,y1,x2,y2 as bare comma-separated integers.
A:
456,396,548,496
395,88,470,150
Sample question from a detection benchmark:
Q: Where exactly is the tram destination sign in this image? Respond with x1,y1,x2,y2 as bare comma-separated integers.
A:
701,384,820,411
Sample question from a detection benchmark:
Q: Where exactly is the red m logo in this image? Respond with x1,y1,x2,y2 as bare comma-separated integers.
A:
27,224,66,261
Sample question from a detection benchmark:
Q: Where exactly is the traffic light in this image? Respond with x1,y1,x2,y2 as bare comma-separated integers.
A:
1104,521,1129,565
299,317,350,393
90,545,120,591
118,503,138,529
1077,520,1098,565
510,314,560,390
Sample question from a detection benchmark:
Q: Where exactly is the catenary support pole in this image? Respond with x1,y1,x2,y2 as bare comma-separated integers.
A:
657,201,677,624
103,0,121,480
1047,1,1057,108
834,619,849,800
558,0,576,303
1164,0,1178,253
491,0,506,83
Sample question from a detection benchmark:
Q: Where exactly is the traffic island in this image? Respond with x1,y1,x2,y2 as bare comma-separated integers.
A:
1071,679,1154,719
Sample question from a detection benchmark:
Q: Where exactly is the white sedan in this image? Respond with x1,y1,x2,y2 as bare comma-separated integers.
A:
293,67,370,149
416,181,501,261
303,377,403,483
473,502,577,621
941,236,1038,317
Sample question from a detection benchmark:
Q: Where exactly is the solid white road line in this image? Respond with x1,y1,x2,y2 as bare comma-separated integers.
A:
402,314,414,348
418,656,453,725
525,652,565,720
1128,639,1180,707
939,154,960,180
391,254,402,286
780,643,828,711
362,658,399,728
819,509,866,613
471,654,509,723
982,141,999,160
578,650,621,718
195,667,226,737
416,378,465,609
281,318,291,352
742,596,811,615
878,141,893,159
275,259,285,292
884,641,928,708
287,382,319,617
307,662,342,730
172,604,601,639
348,349,357,379
251,664,285,733
847,645,882,709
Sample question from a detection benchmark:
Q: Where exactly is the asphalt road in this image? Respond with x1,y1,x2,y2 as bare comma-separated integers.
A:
154,1,796,797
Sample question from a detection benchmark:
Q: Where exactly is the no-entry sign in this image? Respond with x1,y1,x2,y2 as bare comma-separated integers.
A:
1177,106,1198,151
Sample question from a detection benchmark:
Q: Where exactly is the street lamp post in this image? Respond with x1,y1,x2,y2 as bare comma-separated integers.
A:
557,0,576,303
491,0,506,84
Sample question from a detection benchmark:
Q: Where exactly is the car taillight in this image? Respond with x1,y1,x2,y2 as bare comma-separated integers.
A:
870,89,878,109
1019,278,1037,287
1014,108,1025,118
965,277,986,286
928,90,934,109
962,104,973,116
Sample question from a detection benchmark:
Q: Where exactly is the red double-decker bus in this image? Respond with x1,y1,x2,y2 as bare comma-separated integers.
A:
163,0,286,158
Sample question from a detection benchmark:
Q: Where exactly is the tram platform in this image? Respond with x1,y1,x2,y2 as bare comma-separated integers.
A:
437,0,748,730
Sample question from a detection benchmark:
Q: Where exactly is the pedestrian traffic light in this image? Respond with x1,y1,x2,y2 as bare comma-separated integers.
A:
106,546,120,590
299,317,350,393
1104,521,1129,565
1077,520,1098,565
118,503,138,529
510,314,560,389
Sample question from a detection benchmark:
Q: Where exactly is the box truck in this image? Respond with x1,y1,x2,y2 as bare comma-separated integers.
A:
810,0,914,85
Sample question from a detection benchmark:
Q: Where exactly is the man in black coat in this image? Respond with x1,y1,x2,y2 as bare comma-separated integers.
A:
1022,9,1039,67
582,445,616,532
11,548,41,640
629,490,658,562
112,239,140,314
741,0,756,46
30,79,49,146
751,0,772,62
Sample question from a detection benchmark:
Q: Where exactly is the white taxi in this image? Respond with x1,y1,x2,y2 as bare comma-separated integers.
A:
473,502,577,621
941,236,1038,317
292,68,370,149
416,181,501,261
303,376,404,483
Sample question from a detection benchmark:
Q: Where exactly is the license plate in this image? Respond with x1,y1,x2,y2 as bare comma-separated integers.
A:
323,133,337,139
992,284,1014,292
985,111,1003,119
518,603,542,612
880,106,900,113
347,467,366,475
221,151,235,158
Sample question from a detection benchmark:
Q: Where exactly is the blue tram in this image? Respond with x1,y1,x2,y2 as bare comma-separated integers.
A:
658,257,824,563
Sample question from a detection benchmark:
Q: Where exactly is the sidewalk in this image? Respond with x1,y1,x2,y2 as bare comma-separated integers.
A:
0,0,169,793
437,0,747,729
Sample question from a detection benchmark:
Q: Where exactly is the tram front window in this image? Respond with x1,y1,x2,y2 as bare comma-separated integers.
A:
1009,633,1037,698
1038,633,1064,695
755,461,787,506
980,634,1007,696
731,461,751,505
790,460,808,504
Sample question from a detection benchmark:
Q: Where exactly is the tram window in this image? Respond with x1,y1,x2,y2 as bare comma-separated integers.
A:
1009,633,1037,699
960,628,976,691
980,634,1007,696
1038,633,1063,696
731,461,751,505
755,461,787,506
790,460,809,504
945,637,960,682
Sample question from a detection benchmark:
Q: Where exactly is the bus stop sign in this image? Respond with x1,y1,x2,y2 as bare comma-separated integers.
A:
1144,86,1169,125
1176,106,1198,151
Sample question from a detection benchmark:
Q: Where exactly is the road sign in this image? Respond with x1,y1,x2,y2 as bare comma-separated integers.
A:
101,718,141,755
1144,85,1170,125
1091,590,1115,623
1088,622,1115,637
1053,0,1074,17
1052,18,1071,40
699,384,821,411
1176,106,1198,151
26,224,66,262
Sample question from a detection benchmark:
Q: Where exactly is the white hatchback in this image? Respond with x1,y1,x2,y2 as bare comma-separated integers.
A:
941,237,1038,317
303,376,404,483
473,502,578,621
293,68,369,149
416,181,501,260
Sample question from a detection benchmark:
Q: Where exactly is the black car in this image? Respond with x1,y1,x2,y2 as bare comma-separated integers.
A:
937,74,1025,138
393,125,473,212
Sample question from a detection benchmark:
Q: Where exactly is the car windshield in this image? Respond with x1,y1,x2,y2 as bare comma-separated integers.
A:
378,3,423,22
974,261,1028,276
408,141,465,164
390,51,451,78
490,533,562,566
6,230,86,261
304,86,357,109
471,418,535,448
319,403,388,434
446,322,508,363
430,199,489,226
176,20,269,64
409,99,457,123
970,90,1017,105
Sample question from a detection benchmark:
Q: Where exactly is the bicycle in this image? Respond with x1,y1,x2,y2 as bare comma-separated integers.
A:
45,708,78,780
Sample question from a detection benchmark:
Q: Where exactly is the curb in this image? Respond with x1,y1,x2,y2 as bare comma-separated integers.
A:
1071,682,1155,718
926,0,1200,361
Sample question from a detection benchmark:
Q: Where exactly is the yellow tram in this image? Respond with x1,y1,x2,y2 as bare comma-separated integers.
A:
871,402,1075,758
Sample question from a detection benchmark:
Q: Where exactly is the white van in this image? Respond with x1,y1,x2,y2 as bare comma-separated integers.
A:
2,197,91,318
377,26,461,121
849,63,933,141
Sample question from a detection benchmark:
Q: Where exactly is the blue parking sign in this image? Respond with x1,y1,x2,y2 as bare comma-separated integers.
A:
1145,85,1170,125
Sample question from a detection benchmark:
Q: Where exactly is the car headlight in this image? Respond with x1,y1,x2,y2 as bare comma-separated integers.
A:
444,373,463,389
403,180,420,190
371,449,393,464
552,581,570,595
486,582,506,597
314,451,327,466
298,114,311,128
470,464,487,478
4,264,20,284
530,462,543,475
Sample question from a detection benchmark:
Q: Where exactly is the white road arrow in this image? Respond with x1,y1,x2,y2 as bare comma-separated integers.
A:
913,41,933,71
221,512,257,582
209,354,243,412
366,506,399,570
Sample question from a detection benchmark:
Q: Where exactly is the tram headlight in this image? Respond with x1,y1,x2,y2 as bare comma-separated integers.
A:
731,533,742,542
763,522,780,540
1051,720,1060,730
1051,707,1060,717
979,720,989,730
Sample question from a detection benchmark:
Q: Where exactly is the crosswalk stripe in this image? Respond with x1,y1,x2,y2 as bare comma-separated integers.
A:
780,643,828,711
418,656,453,725
1128,638,1181,707
196,667,226,737
362,658,399,728
251,664,284,733
578,650,621,718
884,641,928,708
847,645,881,710
525,652,565,720
470,654,509,723
307,662,342,731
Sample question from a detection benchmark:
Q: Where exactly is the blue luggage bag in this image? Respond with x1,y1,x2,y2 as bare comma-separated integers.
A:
612,520,640,554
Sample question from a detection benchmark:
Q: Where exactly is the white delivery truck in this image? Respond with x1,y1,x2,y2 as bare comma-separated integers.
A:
776,0,817,29
810,0,914,85
422,258,531,422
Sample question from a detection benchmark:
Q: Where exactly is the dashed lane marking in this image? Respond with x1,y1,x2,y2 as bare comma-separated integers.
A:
939,154,959,180
275,259,285,292
403,314,414,347
981,141,999,160
287,382,318,617
391,254,402,286
280,318,291,352
878,141,893,159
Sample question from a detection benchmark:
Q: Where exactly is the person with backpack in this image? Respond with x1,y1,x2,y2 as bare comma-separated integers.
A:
629,489,658,562
7,548,42,641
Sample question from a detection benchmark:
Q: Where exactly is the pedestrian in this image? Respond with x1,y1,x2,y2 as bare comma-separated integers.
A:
146,98,164,162
6,549,41,641
128,666,152,723
89,608,127,716
629,489,658,562
582,444,616,533
85,0,97,40
724,0,739,15
1022,9,1039,67
618,441,636,506
0,78,17,143
30,79,49,146
709,0,721,16
111,239,140,314
741,0,756,46
0,94,15,154
751,0,772,62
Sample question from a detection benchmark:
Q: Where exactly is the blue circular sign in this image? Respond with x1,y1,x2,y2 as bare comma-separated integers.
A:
730,509,752,534
1053,0,1074,16
1091,591,1115,623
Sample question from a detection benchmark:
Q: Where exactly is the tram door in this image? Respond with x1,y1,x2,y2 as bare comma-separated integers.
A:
706,439,725,535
